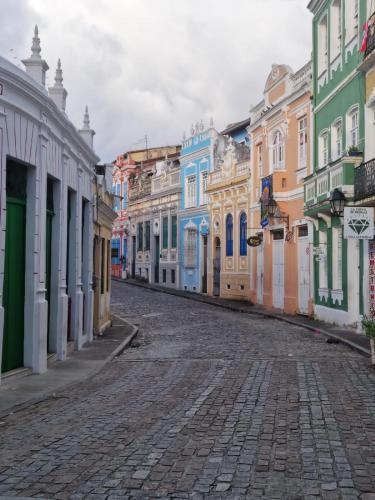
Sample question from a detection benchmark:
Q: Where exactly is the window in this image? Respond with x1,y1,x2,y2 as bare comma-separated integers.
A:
226,214,233,257
258,144,263,178
186,176,196,208
298,117,308,168
171,269,175,284
145,221,150,251
319,131,329,168
122,181,128,209
332,227,343,290
101,238,106,294
330,0,342,60
200,171,208,205
171,215,177,248
345,0,358,42
162,269,167,283
107,240,110,292
115,183,120,211
318,15,328,75
162,216,168,249
331,120,343,160
239,212,247,256
111,238,120,265
271,130,284,171
184,226,197,268
348,107,359,147
137,222,143,251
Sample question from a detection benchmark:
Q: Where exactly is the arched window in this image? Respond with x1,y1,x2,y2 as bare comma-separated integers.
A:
239,212,247,256
271,130,284,171
226,214,233,256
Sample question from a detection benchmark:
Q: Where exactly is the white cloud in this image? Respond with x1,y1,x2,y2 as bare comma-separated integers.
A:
1,0,312,161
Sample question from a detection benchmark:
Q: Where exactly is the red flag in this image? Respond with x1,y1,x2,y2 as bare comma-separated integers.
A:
360,21,369,53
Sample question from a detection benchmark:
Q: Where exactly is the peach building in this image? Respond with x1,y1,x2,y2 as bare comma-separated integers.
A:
248,62,312,314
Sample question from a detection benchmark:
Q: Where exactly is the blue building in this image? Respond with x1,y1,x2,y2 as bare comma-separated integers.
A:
179,122,225,292
220,118,250,145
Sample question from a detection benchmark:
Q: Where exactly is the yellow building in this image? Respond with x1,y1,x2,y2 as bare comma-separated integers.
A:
93,167,117,335
207,138,251,299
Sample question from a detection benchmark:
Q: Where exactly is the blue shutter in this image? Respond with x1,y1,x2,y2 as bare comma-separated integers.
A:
240,213,247,256
226,214,233,256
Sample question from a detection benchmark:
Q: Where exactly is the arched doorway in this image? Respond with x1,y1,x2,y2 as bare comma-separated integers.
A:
213,237,221,296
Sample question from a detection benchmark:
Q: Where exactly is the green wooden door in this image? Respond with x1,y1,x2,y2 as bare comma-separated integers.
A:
2,197,26,372
46,209,54,352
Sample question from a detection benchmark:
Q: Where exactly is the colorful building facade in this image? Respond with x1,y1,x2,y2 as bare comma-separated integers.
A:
179,122,225,293
93,166,117,335
304,0,365,326
126,146,181,284
206,137,251,299
249,62,312,314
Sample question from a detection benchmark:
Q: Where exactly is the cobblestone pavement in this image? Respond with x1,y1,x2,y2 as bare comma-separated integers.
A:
1,281,375,500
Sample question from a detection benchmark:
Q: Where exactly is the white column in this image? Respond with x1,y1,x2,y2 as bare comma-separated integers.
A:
51,150,69,360
82,195,94,342
24,125,49,374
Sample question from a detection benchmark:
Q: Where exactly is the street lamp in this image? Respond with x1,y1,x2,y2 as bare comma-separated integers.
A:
267,197,278,218
329,188,346,217
266,196,289,228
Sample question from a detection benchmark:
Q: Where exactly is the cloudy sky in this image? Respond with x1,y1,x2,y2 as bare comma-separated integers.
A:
1,0,312,162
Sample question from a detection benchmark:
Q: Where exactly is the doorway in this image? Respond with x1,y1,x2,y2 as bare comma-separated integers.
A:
256,241,264,304
213,237,221,296
2,159,27,372
131,236,136,278
45,178,55,353
272,230,284,309
154,235,160,283
298,225,310,314
202,235,208,293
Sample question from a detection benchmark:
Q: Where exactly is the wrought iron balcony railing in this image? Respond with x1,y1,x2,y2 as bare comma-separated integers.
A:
365,17,375,58
354,158,375,201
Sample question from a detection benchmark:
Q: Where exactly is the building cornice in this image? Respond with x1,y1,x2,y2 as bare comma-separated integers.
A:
0,56,99,165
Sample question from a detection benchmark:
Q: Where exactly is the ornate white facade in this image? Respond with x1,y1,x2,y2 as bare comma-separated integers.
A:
0,27,98,379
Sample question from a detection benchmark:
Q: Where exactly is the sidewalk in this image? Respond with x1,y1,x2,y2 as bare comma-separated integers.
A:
0,315,138,419
119,278,371,357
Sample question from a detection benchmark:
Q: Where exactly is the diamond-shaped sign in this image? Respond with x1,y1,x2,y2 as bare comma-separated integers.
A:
344,207,374,239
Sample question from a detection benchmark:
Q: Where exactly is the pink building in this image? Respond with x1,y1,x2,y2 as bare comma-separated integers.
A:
111,155,136,278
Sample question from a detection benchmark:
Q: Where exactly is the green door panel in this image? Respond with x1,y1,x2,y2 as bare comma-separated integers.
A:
2,197,26,373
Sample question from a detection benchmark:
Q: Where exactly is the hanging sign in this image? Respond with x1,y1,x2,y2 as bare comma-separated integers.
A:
247,236,262,247
344,207,374,239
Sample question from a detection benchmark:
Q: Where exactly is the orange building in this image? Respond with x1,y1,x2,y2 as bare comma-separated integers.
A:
248,62,312,315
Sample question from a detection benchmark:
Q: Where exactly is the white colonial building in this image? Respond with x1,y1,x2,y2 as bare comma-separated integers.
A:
0,27,98,379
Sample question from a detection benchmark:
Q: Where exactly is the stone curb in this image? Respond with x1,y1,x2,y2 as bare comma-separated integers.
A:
0,316,138,420
117,278,371,358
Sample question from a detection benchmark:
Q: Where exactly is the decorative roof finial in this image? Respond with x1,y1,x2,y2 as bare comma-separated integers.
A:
182,131,186,141
83,105,90,129
31,25,41,59
191,124,195,136
199,119,204,132
54,59,63,88
210,117,214,128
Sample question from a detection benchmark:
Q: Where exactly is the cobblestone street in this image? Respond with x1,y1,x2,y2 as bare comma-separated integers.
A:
1,280,375,499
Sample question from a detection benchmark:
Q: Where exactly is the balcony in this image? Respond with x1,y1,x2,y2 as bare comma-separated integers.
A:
354,158,375,201
365,17,375,58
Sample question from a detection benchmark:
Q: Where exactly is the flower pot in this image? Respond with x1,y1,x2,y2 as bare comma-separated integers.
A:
348,150,363,157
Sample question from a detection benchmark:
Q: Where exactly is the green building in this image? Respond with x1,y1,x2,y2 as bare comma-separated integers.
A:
304,0,366,326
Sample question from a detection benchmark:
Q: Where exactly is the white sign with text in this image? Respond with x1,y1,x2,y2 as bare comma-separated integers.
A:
344,207,374,239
